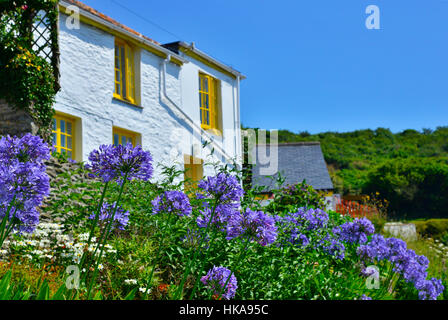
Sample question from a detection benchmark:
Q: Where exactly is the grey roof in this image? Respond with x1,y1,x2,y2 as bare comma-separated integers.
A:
251,142,334,191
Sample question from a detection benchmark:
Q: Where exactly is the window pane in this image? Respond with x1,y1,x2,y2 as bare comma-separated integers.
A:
114,134,119,146
121,136,126,145
52,118,56,131
68,151,72,159
52,133,56,146
121,47,127,97
204,78,209,92
67,122,72,135
61,135,66,148
67,137,72,149
60,120,65,133
205,95,209,108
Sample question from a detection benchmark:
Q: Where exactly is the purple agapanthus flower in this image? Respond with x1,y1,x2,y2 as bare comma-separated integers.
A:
360,294,372,300
416,278,445,300
86,143,153,184
357,234,444,300
297,207,329,231
0,133,50,166
321,235,346,260
89,202,130,231
333,218,375,244
274,208,329,247
196,204,238,231
201,266,238,300
152,190,192,217
195,173,243,230
197,173,244,205
226,208,278,246
0,134,50,234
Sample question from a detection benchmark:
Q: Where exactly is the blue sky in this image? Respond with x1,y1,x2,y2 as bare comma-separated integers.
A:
80,0,448,134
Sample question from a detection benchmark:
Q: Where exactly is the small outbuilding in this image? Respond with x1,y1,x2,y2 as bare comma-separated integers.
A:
251,142,336,207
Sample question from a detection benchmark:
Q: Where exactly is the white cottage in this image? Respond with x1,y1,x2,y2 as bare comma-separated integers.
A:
52,0,245,182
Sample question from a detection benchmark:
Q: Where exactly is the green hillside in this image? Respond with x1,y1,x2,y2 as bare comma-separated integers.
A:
245,127,448,219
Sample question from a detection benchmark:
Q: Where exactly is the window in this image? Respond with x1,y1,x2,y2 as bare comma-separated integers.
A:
113,127,137,147
52,115,75,159
199,73,221,133
184,155,203,189
114,39,136,104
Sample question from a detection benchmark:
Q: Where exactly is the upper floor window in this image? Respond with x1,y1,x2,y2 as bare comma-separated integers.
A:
52,114,75,160
114,39,136,104
199,73,221,134
113,127,137,147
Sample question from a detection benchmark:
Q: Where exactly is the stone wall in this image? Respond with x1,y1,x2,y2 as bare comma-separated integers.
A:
0,99,38,137
40,156,92,224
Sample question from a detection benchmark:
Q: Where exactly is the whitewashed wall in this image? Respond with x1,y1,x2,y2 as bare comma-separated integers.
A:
54,13,242,182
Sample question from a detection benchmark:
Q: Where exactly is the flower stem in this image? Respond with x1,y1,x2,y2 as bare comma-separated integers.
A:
86,175,128,299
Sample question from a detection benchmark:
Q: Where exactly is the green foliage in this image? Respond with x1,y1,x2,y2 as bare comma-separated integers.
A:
0,0,59,139
412,219,448,241
265,126,448,219
363,158,448,219
265,180,327,215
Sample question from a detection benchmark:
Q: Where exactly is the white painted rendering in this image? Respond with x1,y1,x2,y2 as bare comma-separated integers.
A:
54,11,243,182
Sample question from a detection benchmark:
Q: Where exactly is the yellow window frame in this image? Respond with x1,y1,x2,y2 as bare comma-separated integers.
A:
52,115,75,159
199,73,220,132
113,127,137,147
114,39,136,104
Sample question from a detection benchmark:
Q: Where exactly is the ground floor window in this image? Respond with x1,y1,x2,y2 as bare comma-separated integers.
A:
184,155,204,189
113,127,137,147
52,115,75,159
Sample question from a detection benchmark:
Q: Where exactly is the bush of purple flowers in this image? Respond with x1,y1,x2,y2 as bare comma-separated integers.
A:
0,134,50,238
0,134,445,301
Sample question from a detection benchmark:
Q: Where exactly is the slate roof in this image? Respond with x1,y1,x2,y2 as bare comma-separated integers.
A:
251,142,334,191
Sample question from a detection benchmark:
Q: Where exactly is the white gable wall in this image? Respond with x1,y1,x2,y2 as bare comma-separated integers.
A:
54,13,242,182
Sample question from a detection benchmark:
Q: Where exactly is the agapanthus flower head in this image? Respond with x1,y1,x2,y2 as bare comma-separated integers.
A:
357,234,444,300
416,278,445,300
0,133,50,166
226,208,277,246
196,203,238,231
200,266,238,300
89,202,130,231
274,208,329,248
197,173,244,204
86,143,153,184
321,235,345,260
333,218,375,244
297,207,329,230
0,134,50,234
360,294,372,300
152,191,192,217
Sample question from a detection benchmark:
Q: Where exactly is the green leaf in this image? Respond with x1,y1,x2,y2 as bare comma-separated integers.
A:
124,288,138,300
36,281,50,300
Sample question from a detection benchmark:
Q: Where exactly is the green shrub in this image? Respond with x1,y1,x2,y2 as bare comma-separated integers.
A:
413,219,448,240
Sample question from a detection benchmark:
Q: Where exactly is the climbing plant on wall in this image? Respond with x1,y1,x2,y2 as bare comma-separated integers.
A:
0,0,59,140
